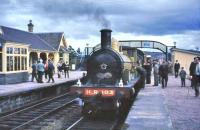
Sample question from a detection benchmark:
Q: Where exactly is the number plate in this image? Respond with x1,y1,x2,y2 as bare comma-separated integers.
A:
84,88,115,97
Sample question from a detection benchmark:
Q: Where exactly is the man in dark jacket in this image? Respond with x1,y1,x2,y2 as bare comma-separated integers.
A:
31,61,37,82
63,61,70,78
159,61,169,88
47,59,55,83
174,60,180,78
189,57,198,88
191,57,200,97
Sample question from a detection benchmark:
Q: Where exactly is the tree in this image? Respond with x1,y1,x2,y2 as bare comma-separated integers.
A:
68,46,82,66
195,46,199,51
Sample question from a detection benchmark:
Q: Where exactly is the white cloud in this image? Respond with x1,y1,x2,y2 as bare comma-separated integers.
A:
0,0,199,53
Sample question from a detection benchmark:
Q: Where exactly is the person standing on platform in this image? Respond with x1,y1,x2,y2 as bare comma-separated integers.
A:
44,60,48,79
174,60,180,78
57,61,62,78
37,59,45,83
153,60,159,86
193,57,200,97
179,67,186,87
143,59,152,84
189,57,198,88
47,59,55,83
31,60,37,82
159,61,169,88
63,61,70,78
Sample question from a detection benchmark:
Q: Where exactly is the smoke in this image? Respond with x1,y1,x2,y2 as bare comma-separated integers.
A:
31,0,111,29
93,8,111,28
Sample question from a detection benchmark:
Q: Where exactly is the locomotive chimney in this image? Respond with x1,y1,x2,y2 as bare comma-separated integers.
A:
100,29,112,49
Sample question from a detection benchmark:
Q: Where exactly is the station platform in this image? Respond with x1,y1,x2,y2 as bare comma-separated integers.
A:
123,85,173,130
0,71,85,97
122,75,200,130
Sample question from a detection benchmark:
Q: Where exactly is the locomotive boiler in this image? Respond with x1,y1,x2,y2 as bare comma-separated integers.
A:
70,29,145,118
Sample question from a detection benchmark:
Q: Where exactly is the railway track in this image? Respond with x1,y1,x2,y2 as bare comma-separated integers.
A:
0,93,79,130
0,94,132,130
64,99,134,130
65,116,119,130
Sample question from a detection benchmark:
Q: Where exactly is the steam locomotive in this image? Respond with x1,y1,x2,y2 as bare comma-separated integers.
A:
70,29,145,118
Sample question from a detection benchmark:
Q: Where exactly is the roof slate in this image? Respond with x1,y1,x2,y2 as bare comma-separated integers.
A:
0,37,6,43
36,32,64,51
0,26,56,51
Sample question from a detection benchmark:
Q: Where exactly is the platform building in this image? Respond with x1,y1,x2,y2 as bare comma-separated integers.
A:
0,21,69,84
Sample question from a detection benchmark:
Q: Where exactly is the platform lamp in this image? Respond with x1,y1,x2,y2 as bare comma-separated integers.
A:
86,43,89,56
173,42,176,48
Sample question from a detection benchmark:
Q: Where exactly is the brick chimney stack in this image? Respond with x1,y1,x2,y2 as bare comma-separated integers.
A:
27,20,34,32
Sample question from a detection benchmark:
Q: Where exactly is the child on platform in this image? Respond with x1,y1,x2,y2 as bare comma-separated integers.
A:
179,67,186,87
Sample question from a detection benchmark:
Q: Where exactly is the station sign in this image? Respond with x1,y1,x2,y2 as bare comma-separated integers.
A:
143,42,150,47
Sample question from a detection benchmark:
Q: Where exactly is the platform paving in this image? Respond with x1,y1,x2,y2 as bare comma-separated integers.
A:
0,71,86,96
163,76,200,130
123,75,200,130
123,84,173,130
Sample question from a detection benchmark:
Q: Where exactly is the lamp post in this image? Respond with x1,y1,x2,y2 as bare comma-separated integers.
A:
173,42,176,48
86,43,89,56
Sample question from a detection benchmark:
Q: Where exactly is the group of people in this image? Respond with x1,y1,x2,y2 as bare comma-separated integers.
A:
31,59,55,83
174,60,187,87
172,58,200,97
153,58,200,97
31,59,70,83
153,60,186,88
153,60,169,88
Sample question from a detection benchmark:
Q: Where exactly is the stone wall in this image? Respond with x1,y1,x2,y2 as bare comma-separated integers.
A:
0,72,29,84
0,80,76,114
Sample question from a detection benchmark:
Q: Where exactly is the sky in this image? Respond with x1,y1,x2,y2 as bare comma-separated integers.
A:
0,0,200,51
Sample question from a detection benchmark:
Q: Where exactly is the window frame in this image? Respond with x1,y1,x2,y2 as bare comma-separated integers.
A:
6,46,28,72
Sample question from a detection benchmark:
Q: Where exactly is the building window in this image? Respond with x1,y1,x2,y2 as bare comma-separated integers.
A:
59,53,63,61
14,56,21,71
7,47,13,54
6,47,28,72
21,48,27,54
7,56,13,71
21,56,27,70
14,48,20,54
